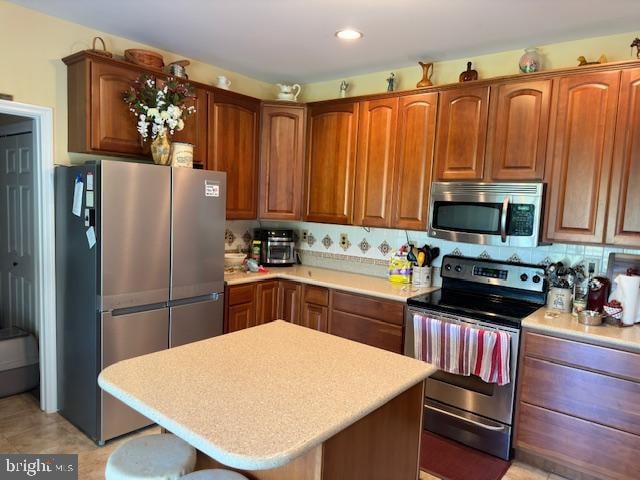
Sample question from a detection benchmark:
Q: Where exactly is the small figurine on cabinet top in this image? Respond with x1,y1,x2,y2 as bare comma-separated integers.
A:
339,80,349,98
416,61,434,87
386,72,396,92
459,61,478,82
631,37,640,59
577,54,608,66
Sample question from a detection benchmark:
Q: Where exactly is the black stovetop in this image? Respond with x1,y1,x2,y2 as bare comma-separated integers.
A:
407,288,543,328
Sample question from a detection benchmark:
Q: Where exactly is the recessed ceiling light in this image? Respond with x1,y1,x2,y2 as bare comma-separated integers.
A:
335,29,363,40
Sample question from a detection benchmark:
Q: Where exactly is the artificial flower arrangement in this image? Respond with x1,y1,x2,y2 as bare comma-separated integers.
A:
123,73,195,141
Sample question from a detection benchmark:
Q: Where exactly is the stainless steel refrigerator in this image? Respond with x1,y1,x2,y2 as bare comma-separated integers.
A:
55,160,226,444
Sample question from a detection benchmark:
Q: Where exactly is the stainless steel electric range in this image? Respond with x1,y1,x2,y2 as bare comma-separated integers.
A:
405,255,547,460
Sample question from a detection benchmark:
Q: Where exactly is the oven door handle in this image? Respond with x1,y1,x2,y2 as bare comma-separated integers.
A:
425,404,506,432
500,195,510,243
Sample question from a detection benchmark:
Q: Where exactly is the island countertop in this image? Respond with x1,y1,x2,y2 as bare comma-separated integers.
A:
224,265,438,302
98,321,435,471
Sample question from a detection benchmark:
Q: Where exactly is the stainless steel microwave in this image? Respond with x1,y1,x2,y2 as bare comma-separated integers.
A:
428,182,545,247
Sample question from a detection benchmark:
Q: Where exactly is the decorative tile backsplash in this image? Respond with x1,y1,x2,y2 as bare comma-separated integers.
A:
226,220,640,280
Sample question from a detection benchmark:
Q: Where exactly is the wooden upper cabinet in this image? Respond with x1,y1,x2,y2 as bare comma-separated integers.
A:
486,80,552,180
170,87,208,166
434,85,490,180
544,71,621,243
607,68,640,246
208,91,260,219
305,101,359,224
353,97,398,227
391,92,437,230
259,104,306,220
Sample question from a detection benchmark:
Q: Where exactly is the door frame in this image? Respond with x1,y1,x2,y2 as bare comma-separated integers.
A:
0,100,56,412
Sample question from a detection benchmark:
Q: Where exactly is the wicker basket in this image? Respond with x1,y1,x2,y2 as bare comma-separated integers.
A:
85,37,112,58
124,49,164,69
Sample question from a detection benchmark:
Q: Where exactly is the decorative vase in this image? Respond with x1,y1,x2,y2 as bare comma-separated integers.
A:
416,62,434,88
459,62,478,82
519,48,541,73
150,129,171,165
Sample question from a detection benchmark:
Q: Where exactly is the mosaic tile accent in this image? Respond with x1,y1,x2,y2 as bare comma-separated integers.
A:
242,231,252,245
358,238,371,254
507,253,522,263
224,229,236,246
306,233,316,247
478,250,492,259
298,248,388,266
378,240,392,257
321,234,333,249
450,247,463,257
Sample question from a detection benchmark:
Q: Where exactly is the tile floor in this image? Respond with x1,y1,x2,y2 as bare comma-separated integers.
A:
1,393,563,479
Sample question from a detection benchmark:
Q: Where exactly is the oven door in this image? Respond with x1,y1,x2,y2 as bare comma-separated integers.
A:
405,308,520,425
428,182,543,247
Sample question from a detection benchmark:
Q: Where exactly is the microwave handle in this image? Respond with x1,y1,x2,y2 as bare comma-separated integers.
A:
500,195,510,243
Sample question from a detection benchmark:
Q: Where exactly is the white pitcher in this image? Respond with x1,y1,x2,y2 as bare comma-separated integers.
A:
276,83,301,101
216,76,231,90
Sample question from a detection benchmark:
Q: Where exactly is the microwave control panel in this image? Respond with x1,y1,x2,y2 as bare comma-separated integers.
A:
507,204,534,236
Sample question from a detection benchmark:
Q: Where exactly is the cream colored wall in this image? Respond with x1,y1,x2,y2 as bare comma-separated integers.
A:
302,31,640,101
0,0,273,165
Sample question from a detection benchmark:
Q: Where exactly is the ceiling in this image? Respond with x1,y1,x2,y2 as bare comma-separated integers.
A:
10,0,640,83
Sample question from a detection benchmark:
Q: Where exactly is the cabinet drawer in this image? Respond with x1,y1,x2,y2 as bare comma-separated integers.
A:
329,310,403,353
524,332,640,382
227,283,256,306
332,290,404,325
303,285,329,306
516,402,640,480
520,356,640,435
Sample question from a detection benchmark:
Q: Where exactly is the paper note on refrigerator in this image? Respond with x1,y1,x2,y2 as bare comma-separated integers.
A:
72,178,84,216
86,226,96,249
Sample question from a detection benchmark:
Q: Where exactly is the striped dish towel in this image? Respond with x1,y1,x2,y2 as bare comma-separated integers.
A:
413,314,511,386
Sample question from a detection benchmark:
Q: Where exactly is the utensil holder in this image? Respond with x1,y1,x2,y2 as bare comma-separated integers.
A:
412,266,432,287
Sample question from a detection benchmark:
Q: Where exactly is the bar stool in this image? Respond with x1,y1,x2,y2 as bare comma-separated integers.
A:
181,470,248,480
105,433,196,480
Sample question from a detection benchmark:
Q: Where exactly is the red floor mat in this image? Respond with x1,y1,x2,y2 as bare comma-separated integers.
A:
420,431,511,480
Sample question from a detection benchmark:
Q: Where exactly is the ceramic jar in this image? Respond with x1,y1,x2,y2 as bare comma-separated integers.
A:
519,48,541,73
547,287,572,312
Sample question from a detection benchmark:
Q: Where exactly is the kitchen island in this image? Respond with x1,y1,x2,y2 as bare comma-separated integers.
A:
98,320,435,479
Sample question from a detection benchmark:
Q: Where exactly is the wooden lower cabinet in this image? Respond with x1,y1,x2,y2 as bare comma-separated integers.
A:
226,283,257,333
329,291,404,353
299,285,329,332
255,281,279,325
278,281,302,323
515,330,640,480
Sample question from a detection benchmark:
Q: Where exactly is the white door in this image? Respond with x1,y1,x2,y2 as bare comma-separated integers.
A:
0,132,35,332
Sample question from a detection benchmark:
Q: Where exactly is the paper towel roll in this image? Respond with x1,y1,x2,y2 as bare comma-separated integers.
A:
611,274,640,326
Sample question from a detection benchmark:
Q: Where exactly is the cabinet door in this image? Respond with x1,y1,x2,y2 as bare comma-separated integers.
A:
90,61,145,155
208,91,260,219
259,105,306,220
304,101,359,224
300,302,329,332
353,97,398,227
278,281,302,323
255,280,279,325
607,68,640,246
390,92,437,230
545,71,621,243
227,303,255,333
486,80,552,180
171,87,208,166
434,86,490,180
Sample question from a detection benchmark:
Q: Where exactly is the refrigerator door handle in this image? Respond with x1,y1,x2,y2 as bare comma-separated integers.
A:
168,293,220,308
110,302,168,317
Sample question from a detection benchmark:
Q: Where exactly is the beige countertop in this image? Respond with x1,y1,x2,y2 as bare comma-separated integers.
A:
522,308,640,353
98,321,435,470
224,265,437,302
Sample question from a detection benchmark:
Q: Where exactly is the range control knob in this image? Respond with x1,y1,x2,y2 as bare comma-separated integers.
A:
532,275,541,284
520,273,529,282
444,263,452,271
454,265,463,273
